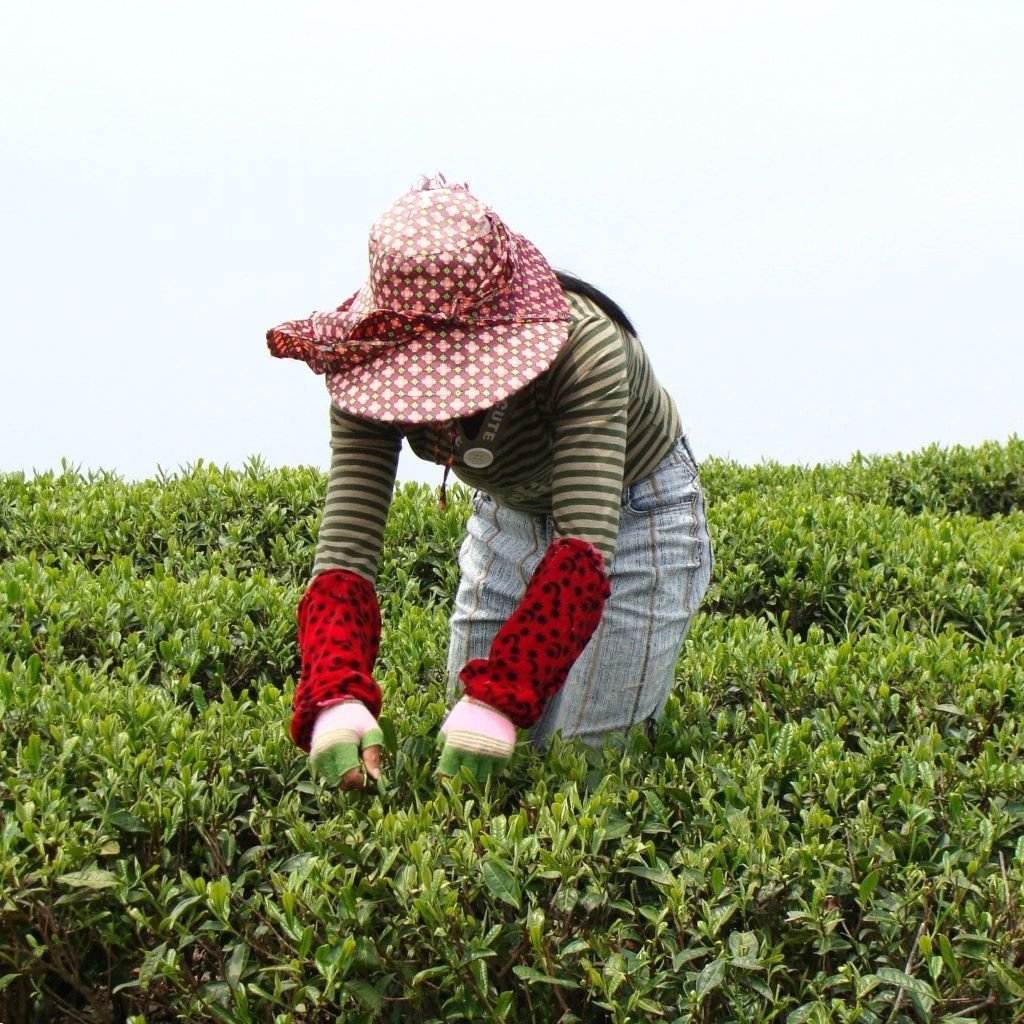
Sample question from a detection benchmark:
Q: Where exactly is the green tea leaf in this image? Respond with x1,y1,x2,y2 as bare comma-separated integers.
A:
226,942,248,988
347,980,384,1010
874,967,936,1000
696,957,726,999
621,865,674,887
512,966,580,989
58,869,118,890
858,869,881,902
109,810,147,833
481,856,521,910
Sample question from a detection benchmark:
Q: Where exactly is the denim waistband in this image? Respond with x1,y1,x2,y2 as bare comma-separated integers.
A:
662,432,701,477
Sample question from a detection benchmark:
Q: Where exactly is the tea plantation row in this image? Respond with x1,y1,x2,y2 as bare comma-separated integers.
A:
1,436,1022,1022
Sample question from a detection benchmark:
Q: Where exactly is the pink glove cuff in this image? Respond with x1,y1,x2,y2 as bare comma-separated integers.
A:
440,696,517,758
310,699,378,757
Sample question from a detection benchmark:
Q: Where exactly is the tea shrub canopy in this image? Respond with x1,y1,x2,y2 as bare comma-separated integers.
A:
1,436,1023,1023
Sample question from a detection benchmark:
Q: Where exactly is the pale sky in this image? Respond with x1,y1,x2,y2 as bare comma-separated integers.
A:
2,1,1021,485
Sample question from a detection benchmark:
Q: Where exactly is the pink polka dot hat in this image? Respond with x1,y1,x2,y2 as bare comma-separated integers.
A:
266,173,573,424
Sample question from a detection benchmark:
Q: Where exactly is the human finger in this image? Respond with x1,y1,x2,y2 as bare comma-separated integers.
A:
362,743,383,781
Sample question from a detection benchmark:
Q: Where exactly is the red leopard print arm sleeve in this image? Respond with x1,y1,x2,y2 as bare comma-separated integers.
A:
458,536,611,728
290,568,383,752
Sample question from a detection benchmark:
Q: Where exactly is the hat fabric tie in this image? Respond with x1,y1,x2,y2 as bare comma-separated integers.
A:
439,421,457,509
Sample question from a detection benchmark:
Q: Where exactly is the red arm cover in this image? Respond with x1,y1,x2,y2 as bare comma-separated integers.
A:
458,537,611,728
289,568,383,752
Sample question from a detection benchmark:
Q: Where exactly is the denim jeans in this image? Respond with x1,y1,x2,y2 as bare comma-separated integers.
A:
446,433,714,753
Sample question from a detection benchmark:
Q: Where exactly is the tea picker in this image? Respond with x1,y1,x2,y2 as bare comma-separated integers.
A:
266,173,714,790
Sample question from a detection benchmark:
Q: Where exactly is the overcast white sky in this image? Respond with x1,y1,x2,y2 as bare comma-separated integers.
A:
2,1,1021,485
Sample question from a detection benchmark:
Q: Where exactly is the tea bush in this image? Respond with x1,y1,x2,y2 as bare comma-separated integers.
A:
700,435,1024,519
1,437,1023,1022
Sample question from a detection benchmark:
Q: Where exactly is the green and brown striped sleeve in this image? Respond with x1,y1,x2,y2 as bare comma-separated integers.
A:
547,300,630,565
310,403,401,584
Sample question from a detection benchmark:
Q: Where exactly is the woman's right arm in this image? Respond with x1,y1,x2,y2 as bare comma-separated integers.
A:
312,402,403,584
289,404,402,756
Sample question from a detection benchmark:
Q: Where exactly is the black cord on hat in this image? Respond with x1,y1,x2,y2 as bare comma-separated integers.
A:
438,421,457,510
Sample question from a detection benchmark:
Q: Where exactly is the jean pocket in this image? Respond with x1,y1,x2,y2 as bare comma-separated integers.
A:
624,460,701,515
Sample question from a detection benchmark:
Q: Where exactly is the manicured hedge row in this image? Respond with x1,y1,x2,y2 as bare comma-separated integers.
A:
0,460,468,595
699,435,1024,519
705,493,1024,640
2,437,1023,1022
3,434,1022,577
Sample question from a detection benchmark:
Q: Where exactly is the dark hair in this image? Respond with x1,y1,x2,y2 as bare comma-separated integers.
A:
554,270,637,337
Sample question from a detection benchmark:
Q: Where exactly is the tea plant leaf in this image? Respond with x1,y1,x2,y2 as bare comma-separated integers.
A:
347,980,384,1010
728,930,762,969
480,856,521,910
512,966,580,989
109,810,147,833
696,957,726,999
57,869,118,890
377,715,398,754
873,967,937,1002
411,965,448,987
226,943,249,988
858,868,881,902
990,961,1024,999
787,1004,821,1024
621,864,675,887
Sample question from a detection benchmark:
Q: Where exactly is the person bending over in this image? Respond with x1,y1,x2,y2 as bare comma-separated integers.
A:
266,173,714,789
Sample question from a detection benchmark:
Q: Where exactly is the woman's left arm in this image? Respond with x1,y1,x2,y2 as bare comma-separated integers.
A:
547,309,630,564
452,310,629,729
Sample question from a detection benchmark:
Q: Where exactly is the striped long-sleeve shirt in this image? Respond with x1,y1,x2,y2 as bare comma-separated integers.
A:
312,290,681,583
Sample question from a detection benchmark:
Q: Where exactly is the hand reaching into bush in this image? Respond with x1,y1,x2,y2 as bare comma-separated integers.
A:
289,568,385,789
310,699,384,789
435,696,517,782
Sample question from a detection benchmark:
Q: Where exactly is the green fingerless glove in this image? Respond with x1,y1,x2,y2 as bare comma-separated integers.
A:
310,700,383,786
435,696,517,782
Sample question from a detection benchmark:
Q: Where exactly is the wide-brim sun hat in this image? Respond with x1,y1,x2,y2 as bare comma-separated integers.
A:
266,173,572,424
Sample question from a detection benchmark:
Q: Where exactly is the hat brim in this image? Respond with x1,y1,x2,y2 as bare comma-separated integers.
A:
325,315,571,424
268,231,572,424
